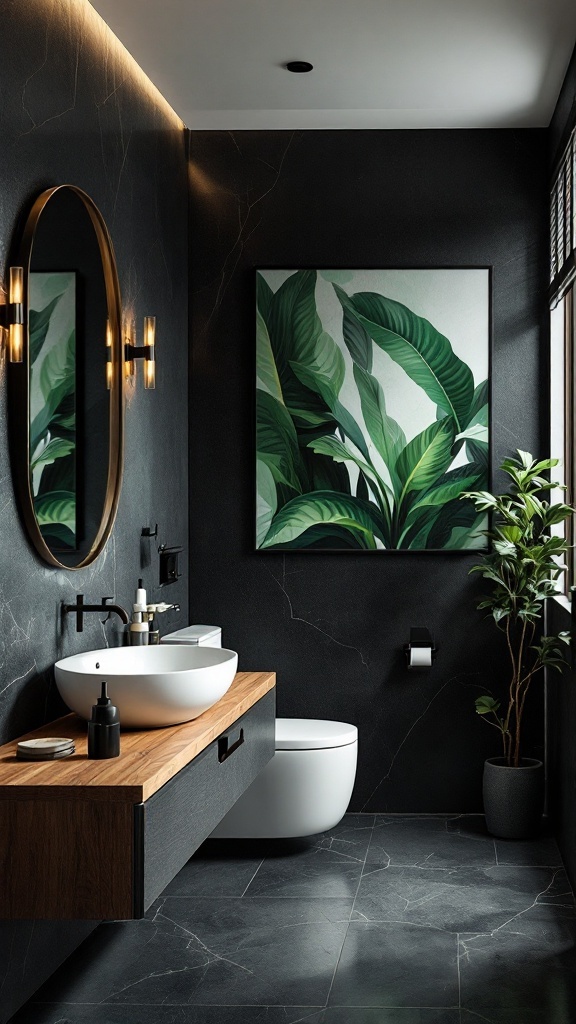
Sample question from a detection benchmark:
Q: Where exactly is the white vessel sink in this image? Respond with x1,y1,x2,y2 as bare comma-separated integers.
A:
54,645,238,728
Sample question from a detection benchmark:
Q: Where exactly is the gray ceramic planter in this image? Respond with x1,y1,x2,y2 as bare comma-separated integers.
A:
483,757,544,839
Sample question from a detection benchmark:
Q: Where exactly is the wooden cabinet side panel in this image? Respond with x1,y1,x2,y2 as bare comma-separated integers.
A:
0,799,134,919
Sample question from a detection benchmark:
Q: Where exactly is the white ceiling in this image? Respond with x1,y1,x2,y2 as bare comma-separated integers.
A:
90,0,576,130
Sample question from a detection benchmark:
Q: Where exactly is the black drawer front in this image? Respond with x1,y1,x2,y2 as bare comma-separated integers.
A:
138,688,275,914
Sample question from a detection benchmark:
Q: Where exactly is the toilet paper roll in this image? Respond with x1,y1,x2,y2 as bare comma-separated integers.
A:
409,646,432,667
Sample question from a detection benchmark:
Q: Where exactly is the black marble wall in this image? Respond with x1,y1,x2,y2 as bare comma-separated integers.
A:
189,128,549,814
0,1,188,1019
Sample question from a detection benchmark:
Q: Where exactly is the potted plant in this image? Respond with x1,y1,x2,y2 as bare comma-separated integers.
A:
464,450,572,839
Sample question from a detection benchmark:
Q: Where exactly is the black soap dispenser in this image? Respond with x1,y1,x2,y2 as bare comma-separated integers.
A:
87,682,120,759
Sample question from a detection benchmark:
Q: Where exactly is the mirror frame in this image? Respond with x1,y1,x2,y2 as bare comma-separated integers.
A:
8,185,124,570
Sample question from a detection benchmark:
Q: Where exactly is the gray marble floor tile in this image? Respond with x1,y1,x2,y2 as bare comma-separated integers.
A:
163,839,270,898
26,921,158,1005
318,1010,461,1023
33,898,352,1009
11,816,576,1024
460,1009,573,1024
366,816,496,870
328,920,458,1007
244,816,375,898
459,908,576,1016
353,864,574,933
138,897,351,1007
445,814,493,837
10,1007,325,1024
494,835,564,867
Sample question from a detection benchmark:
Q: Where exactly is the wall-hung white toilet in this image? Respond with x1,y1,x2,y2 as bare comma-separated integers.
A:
211,718,358,838
162,626,358,838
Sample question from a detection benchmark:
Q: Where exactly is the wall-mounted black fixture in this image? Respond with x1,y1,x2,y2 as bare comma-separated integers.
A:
140,525,158,568
141,526,182,586
159,545,183,587
62,594,130,632
404,627,437,669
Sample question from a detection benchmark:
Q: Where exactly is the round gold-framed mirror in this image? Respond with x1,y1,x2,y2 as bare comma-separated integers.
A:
8,185,124,569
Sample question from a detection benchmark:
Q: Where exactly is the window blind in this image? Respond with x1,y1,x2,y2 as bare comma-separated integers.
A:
551,126,576,308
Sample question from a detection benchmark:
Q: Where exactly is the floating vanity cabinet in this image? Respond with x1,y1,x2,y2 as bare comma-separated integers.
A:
137,686,273,915
0,672,275,920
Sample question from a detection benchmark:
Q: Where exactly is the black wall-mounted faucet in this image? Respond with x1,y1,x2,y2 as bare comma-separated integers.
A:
62,595,130,633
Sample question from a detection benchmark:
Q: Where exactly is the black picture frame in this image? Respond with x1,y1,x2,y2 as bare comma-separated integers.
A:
253,264,491,552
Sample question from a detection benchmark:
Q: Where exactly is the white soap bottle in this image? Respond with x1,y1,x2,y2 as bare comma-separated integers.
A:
128,579,149,646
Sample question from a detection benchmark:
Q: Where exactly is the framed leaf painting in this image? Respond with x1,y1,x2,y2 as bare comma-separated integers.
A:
29,271,77,552
256,267,490,551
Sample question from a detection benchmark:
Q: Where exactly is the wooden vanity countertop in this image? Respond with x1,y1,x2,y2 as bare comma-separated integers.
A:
0,671,275,804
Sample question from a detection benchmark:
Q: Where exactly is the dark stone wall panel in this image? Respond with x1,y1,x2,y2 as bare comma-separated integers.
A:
0,1,188,1019
189,128,548,814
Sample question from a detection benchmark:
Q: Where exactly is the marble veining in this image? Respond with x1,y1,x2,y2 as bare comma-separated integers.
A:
10,815,576,1023
0,1,188,1019
191,130,296,345
189,126,549,815
266,558,370,669
358,677,494,812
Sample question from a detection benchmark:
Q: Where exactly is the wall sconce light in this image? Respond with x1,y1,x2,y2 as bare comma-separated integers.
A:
105,319,113,390
105,317,115,389
142,315,156,389
9,268,24,363
1,267,25,363
125,315,156,390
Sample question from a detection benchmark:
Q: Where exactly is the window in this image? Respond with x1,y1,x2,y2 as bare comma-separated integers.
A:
550,127,576,305
550,287,574,592
550,129,576,594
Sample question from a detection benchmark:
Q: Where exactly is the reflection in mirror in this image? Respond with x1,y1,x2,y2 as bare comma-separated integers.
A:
8,186,123,569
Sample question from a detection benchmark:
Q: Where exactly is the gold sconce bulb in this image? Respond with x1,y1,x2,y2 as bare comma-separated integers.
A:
143,315,156,390
8,267,24,363
105,319,113,390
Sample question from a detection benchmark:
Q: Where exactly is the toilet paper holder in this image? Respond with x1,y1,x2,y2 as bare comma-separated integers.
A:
404,627,437,668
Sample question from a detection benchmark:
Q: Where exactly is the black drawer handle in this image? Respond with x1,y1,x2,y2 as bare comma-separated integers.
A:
218,728,245,763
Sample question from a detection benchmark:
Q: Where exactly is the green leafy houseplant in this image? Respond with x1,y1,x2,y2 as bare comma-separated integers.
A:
464,451,572,768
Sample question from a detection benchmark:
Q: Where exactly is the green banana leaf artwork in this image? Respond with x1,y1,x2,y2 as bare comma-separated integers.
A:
29,272,77,551
256,268,490,551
